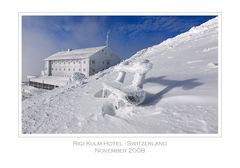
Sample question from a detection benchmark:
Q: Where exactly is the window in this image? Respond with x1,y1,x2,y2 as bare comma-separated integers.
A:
79,69,81,72
83,60,86,64
102,61,104,64
73,61,75,64
107,61,110,65
92,69,95,73
73,68,75,71
83,68,86,72
63,68,65,71
68,68,70,71
55,68,57,71
59,68,61,71
92,60,95,64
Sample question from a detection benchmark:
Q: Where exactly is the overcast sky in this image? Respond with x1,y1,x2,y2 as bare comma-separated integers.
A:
22,15,216,81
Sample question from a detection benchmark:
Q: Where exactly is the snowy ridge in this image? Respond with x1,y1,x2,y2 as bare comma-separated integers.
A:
22,17,218,134
129,17,218,61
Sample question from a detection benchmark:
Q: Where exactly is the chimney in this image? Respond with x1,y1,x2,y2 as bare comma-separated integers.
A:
67,48,72,52
106,31,110,47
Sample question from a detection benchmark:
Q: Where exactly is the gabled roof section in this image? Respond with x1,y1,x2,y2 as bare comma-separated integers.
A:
44,46,106,61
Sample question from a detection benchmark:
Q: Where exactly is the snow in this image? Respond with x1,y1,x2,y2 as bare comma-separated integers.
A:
101,59,152,109
22,84,47,100
29,76,70,86
70,72,87,84
114,59,152,88
22,17,218,134
44,46,106,61
115,59,152,75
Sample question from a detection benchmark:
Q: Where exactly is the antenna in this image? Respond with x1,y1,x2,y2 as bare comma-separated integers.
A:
106,31,110,47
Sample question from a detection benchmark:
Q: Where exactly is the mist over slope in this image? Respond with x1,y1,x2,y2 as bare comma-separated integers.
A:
22,17,218,134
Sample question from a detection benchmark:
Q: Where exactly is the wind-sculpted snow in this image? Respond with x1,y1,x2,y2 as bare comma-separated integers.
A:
70,72,87,84
22,17,218,134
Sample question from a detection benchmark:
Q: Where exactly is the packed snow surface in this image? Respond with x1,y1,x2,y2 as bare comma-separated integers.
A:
22,17,218,134
22,84,47,100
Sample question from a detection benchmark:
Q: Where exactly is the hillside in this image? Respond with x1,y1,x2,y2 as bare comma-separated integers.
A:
22,17,218,134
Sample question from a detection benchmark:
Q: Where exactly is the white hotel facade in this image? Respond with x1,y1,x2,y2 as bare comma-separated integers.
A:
29,46,120,89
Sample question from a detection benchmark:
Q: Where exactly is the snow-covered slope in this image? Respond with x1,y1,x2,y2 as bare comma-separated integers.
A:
22,17,218,134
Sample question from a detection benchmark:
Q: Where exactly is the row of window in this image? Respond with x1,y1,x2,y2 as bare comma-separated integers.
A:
51,60,86,65
51,60,110,66
101,61,110,65
52,68,86,72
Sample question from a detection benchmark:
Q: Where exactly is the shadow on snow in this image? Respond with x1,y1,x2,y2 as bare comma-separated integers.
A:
142,76,204,106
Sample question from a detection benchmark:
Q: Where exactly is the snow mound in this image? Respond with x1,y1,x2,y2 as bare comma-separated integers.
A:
123,87,146,105
70,72,87,84
207,62,218,68
115,59,152,75
102,102,116,116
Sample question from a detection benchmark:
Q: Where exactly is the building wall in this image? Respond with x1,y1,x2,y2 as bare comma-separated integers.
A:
44,61,51,76
50,59,84,77
81,58,90,77
46,47,120,78
89,47,120,75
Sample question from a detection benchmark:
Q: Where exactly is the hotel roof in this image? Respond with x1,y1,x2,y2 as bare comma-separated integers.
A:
44,46,106,61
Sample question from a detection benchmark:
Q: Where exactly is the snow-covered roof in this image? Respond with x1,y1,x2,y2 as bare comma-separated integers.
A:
44,46,106,61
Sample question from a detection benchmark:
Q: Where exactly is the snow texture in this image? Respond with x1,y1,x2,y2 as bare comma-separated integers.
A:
22,84,47,100
22,17,218,134
70,72,87,84
44,46,106,60
114,59,152,88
